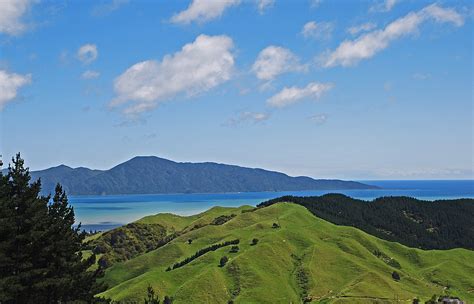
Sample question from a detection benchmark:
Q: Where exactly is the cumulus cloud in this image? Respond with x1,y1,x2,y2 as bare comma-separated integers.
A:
301,21,333,40
110,34,235,116
0,70,32,110
257,0,274,13
308,113,328,125
226,111,270,126
171,0,240,24
347,22,377,35
81,70,100,80
0,0,35,35
370,0,398,13
267,82,333,108
252,46,306,81
321,4,464,68
77,44,98,64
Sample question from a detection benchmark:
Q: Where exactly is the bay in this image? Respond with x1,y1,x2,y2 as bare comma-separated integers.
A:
69,180,474,231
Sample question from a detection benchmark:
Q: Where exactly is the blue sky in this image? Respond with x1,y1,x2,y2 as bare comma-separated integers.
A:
0,0,472,180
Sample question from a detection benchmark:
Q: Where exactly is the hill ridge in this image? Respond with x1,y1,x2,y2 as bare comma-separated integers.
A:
25,156,377,195
91,202,474,303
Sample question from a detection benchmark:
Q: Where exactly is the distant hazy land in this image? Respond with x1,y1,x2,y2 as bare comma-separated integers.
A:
25,156,377,195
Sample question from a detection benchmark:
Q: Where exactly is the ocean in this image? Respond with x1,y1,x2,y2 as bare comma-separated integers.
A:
69,180,474,231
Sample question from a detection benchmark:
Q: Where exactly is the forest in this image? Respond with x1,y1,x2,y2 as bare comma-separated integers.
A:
258,194,474,250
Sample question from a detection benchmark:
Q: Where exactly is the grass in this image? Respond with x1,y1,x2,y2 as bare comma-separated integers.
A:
97,203,474,303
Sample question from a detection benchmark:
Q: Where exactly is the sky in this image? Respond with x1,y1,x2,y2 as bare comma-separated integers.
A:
0,0,473,180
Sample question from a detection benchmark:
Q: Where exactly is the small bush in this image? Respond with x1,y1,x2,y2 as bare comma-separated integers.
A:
391,271,400,281
220,256,229,267
229,246,239,253
251,238,259,246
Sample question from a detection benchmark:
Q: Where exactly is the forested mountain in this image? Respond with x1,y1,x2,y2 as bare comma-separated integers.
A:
26,156,377,195
258,194,474,250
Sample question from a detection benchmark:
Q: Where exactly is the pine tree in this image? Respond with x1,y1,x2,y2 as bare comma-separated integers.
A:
0,154,49,303
144,285,160,304
0,154,106,303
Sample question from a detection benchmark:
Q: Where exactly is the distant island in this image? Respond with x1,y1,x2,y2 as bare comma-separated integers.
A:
24,156,377,195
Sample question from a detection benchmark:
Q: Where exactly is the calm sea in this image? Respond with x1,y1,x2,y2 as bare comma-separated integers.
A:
69,180,474,231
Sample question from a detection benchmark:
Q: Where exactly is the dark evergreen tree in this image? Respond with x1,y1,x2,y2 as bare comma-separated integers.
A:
144,285,160,304
229,245,239,253
391,271,400,281
219,256,229,267
163,295,172,304
251,238,259,246
0,154,105,303
0,154,49,303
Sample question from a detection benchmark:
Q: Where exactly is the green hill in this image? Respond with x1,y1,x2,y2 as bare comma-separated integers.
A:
259,194,474,250
94,203,474,303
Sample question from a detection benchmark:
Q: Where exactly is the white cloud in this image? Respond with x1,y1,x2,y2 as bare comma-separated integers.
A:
422,4,464,26
0,0,35,35
370,0,398,13
77,44,98,64
321,4,464,68
308,113,328,125
111,34,235,116
81,70,100,80
267,82,333,108
226,111,270,125
92,0,129,16
257,0,274,14
347,22,377,35
171,0,240,24
301,21,333,40
252,46,306,81
0,70,32,110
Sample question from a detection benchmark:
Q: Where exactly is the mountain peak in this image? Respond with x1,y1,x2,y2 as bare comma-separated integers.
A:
31,156,378,195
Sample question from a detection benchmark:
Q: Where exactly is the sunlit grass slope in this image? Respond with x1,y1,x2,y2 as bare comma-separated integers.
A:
98,203,474,303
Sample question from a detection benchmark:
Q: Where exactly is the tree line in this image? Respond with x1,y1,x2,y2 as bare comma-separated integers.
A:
167,239,240,271
258,193,474,250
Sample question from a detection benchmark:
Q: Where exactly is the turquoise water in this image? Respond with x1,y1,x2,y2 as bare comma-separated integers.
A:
70,180,474,231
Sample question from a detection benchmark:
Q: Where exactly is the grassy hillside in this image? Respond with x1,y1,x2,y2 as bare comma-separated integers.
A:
86,206,253,267
97,203,474,303
259,194,474,250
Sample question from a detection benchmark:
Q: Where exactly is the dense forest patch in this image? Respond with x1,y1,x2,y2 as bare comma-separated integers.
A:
258,194,474,250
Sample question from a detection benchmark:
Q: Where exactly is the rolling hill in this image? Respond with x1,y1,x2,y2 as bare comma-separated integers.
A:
25,156,376,195
89,202,474,303
259,194,474,250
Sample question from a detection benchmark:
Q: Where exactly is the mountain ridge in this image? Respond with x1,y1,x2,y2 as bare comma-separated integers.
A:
19,155,377,195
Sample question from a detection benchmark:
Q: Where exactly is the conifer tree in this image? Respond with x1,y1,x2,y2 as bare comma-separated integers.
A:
0,154,106,303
